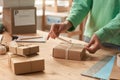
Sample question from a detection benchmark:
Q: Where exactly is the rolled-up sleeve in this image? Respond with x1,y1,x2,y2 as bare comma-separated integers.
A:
95,12,120,43
66,0,93,31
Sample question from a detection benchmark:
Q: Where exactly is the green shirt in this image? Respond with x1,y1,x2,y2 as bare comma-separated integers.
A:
66,0,120,45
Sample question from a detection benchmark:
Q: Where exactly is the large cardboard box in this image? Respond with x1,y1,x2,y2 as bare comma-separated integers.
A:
0,0,35,8
53,43,86,61
8,53,45,75
3,7,37,34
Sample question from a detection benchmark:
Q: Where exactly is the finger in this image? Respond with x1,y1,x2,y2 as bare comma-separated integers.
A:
86,42,100,53
86,45,96,53
47,34,50,40
86,39,94,48
49,24,62,39
52,25,60,38
58,25,63,33
47,30,53,40
47,31,56,40
52,31,58,38
50,32,56,39
50,30,58,39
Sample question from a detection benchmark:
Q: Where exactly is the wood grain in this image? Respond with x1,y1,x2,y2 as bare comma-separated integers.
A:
110,58,120,80
0,30,119,80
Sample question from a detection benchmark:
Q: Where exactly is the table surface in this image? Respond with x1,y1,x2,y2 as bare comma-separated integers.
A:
0,30,119,80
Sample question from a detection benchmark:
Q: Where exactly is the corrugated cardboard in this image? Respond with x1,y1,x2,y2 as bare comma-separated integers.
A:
9,45,39,56
8,53,44,75
53,43,86,61
29,45,39,53
0,0,35,8
17,46,31,56
3,7,37,34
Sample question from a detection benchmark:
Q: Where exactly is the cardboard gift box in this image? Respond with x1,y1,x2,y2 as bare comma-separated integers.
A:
8,53,45,75
3,7,37,34
53,43,86,61
9,45,39,56
0,0,35,8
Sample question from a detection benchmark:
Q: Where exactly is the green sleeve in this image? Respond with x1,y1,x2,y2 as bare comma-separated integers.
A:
66,0,93,31
95,13,120,43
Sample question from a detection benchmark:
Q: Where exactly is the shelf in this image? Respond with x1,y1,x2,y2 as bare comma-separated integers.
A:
41,0,72,31
45,0,72,12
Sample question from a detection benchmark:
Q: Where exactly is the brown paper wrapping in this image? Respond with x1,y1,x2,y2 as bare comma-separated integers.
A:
8,53,44,74
53,43,86,61
9,45,39,56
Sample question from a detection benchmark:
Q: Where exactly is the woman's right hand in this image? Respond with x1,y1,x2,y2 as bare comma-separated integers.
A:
47,21,72,40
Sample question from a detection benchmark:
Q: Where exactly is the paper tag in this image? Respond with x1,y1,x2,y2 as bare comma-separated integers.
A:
14,9,35,26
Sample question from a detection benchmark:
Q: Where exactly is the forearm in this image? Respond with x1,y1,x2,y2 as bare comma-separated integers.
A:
95,13,120,43
63,20,73,30
66,0,92,31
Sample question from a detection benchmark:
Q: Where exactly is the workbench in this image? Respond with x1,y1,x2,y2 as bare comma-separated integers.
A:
0,30,119,80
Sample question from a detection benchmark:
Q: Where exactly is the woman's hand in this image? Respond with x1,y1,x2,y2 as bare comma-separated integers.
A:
47,21,72,39
85,34,101,53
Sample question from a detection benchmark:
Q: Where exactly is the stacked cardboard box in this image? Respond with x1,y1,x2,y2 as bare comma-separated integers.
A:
8,53,44,75
53,43,86,61
2,0,36,34
9,45,39,56
8,43,45,74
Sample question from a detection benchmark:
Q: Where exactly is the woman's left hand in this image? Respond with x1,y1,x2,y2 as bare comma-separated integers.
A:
85,34,101,53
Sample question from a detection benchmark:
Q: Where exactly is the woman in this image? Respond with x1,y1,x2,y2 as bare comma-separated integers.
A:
47,0,120,53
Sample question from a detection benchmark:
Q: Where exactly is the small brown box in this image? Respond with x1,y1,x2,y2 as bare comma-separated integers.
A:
9,45,39,56
17,46,30,56
30,56,44,72
29,45,39,53
3,7,37,34
53,43,86,61
8,53,44,75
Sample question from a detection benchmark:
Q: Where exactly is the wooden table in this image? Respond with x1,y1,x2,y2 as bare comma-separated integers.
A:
0,30,119,80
